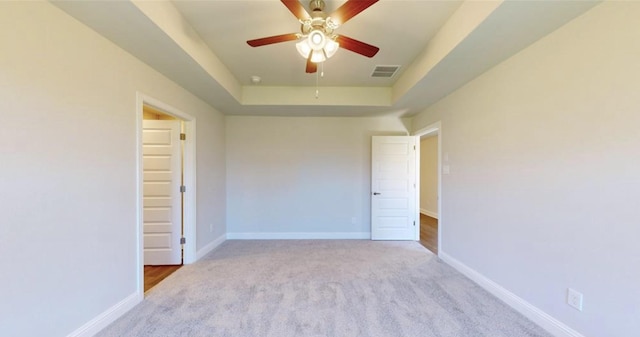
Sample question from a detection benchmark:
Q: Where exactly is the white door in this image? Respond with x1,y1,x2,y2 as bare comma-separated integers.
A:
371,136,417,240
143,120,182,265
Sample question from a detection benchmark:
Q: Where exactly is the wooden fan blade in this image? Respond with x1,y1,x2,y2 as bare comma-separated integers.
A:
281,0,310,21
330,0,379,25
306,52,317,73
336,35,379,58
247,33,299,47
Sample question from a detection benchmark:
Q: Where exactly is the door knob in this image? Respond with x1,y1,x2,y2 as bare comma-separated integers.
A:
373,192,381,195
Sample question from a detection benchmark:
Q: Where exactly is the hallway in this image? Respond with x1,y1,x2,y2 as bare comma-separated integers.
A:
419,214,438,254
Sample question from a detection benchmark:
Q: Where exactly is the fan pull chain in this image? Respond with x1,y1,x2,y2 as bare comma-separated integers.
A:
315,64,320,99
315,62,325,99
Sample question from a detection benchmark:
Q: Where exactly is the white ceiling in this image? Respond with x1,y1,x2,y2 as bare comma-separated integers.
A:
53,0,600,117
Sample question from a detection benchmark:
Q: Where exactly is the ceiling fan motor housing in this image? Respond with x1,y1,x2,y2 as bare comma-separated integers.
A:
300,0,336,37
309,0,325,12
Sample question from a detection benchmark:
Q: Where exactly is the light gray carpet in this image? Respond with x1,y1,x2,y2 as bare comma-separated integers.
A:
98,240,552,337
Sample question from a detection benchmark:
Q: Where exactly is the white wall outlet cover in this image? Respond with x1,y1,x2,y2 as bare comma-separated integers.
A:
443,165,451,174
567,288,584,311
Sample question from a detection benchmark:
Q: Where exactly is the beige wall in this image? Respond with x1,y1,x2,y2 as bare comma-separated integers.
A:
226,116,408,237
411,2,640,336
420,136,438,217
0,2,226,336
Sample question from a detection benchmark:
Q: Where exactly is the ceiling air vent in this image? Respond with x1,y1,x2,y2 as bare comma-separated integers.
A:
371,65,400,78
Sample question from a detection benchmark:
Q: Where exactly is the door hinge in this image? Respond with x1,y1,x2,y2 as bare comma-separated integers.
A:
413,221,416,226
180,237,186,245
180,185,186,193
180,133,186,140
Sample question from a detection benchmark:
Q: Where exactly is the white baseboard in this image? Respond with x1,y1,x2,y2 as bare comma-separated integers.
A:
67,292,142,337
439,251,585,337
226,232,371,240
68,234,226,337
195,233,226,261
420,208,438,219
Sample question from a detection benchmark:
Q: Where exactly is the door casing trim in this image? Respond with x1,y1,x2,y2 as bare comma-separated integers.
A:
135,92,197,296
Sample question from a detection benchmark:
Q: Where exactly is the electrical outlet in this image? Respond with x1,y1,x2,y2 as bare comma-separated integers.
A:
209,223,213,233
351,217,356,224
567,288,583,311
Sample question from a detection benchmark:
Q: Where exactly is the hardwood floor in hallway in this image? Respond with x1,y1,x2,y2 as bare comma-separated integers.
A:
419,214,438,254
144,265,181,292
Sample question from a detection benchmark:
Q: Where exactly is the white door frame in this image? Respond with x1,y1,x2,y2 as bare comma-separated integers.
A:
136,92,197,295
413,121,442,255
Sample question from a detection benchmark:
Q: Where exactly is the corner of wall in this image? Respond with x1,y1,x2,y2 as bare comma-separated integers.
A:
195,233,227,261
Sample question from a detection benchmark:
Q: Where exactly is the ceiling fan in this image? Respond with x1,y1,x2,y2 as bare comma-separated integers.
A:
247,0,380,74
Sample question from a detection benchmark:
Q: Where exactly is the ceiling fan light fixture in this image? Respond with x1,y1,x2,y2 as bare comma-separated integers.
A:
296,31,339,63
296,40,312,58
310,50,326,63
324,38,339,58
308,30,326,50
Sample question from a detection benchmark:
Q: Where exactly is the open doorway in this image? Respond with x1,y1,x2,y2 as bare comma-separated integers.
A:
136,93,197,296
415,122,441,255
419,134,438,254
142,105,183,291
